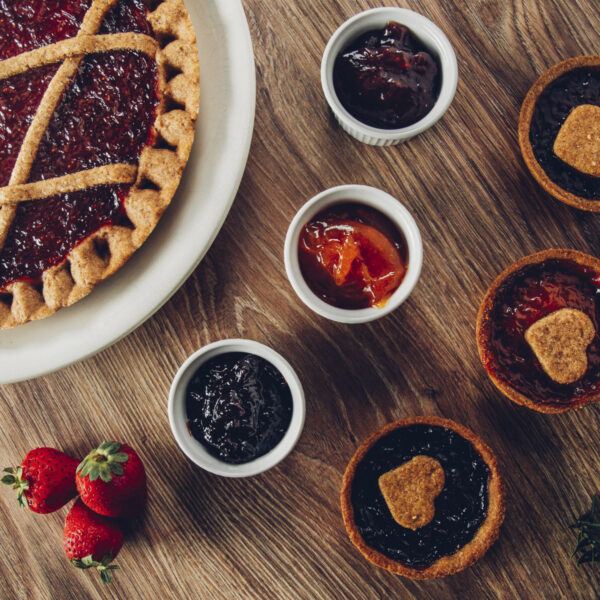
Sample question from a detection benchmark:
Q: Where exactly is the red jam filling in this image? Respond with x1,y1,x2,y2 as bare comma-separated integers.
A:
0,185,127,288
298,203,408,310
29,50,158,181
0,0,150,60
484,259,600,406
333,22,440,129
0,64,59,186
0,0,93,60
0,0,158,289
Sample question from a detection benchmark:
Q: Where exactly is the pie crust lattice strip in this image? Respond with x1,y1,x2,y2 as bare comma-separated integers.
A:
0,0,200,328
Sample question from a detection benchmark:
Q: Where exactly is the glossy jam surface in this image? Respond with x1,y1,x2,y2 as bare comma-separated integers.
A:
0,0,149,60
29,50,158,181
186,353,294,465
0,0,158,289
333,22,440,129
0,185,126,288
0,64,58,186
484,259,600,406
0,0,93,60
530,67,600,200
298,203,408,309
351,425,489,568
98,0,151,35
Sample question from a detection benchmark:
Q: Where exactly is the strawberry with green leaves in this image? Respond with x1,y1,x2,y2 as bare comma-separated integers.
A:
76,442,147,518
64,498,123,585
2,447,79,514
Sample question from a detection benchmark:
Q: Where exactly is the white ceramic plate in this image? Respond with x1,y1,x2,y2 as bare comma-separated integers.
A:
0,0,256,383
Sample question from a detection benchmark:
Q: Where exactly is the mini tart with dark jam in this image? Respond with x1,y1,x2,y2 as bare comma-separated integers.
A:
0,0,200,328
519,56,600,212
341,416,505,580
477,249,600,413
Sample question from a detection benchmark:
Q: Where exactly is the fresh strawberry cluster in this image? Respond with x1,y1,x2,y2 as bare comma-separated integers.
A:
2,442,146,585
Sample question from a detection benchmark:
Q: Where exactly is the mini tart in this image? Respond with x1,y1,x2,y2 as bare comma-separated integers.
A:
519,55,600,212
340,416,505,580
477,249,600,413
0,0,200,328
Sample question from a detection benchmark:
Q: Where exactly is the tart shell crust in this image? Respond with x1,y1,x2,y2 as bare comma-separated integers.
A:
340,416,506,580
476,249,600,414
518,55,600,213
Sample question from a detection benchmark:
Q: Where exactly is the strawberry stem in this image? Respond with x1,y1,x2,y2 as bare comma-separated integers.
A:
77,442,129,484
1,466,29,508
71,553,119,585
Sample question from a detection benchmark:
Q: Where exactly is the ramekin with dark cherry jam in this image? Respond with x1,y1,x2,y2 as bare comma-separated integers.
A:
333,21,441,129
185,352,293,464
477,249,600,413
298,202,408,310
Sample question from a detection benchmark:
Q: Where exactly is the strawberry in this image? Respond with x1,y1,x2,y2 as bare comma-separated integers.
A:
76,442,147,518
64,498,123,584
2,447,79,514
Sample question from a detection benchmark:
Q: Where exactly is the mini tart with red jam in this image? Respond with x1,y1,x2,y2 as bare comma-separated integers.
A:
341,416,505,580
477,249,600,413
0,0,200,328
519,56,600,212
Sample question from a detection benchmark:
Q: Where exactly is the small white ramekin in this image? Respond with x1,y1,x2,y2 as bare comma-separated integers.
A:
321,7,458,146
284,184,423,324
168,339,305,477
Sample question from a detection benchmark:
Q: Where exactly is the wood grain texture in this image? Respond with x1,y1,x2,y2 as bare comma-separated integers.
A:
1,0,600,598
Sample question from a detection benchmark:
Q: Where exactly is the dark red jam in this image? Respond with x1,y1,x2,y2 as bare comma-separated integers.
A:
298,203,408,309
530,67,600,200
351,425,489,568
186,353,294,465
333,22,440,129
0,0,150,60
0,64,59,187
29,50,158,181
0,0,93,60
99,0,152,35
0,0,158,289
484,259,600,407
0,185,126,288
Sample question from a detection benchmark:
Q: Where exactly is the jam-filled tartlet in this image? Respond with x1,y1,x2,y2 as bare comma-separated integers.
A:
341,416,505,579
519,56,600,211
477,249,600,413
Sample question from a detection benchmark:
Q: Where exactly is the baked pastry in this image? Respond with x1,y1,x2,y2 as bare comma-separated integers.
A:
341,416,505,579
477,249,600,413
0,0,200,328
519,56,600,211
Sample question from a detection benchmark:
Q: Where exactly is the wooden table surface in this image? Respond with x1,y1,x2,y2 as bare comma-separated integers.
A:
2,0,600,598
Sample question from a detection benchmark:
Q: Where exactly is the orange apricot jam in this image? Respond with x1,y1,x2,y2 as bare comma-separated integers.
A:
298,203,408,309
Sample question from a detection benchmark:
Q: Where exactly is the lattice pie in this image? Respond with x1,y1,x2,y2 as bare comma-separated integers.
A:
0,0,200,328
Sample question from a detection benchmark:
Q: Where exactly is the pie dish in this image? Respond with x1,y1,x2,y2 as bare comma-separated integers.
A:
340,416,505,579
0,0,200,328
519,55,600,211
477,249,600,413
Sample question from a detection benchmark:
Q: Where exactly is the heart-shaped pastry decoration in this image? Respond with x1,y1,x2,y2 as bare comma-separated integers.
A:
378,455,445,530
525,308,595,384
553,104,600,177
